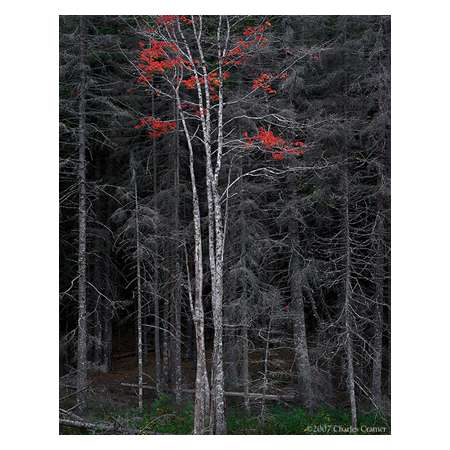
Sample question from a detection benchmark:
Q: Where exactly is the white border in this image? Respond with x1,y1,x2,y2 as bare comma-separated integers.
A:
2,1,450,449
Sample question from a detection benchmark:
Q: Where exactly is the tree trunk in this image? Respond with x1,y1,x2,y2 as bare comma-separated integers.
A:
121,383,296,401
343,165,357,429
209,80,227,437
242,324,250,413
224,328,238,390
177,92,210,434
162,296,170,389
152,92,161,395
93,308,103,370
103,305,112,372
291,259,314,410
192,23,226,433
76,15,88,413
173,104,182,404
288,174,314,410
239,162,250,413
181,23,226,432
372,203,385,410
132,153,144,411
59,417,142,435
260,296,276,423
185,312,195,360
91,153,106,372
341,20,357,427
207,182,226,434
372,19,389,411
102,153,113,373
153,272,161,394
209,261,226,434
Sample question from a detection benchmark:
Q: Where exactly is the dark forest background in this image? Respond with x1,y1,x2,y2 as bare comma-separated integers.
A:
59,15,390,434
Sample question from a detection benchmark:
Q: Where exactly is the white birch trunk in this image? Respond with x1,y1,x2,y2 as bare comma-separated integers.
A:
176,91,210,434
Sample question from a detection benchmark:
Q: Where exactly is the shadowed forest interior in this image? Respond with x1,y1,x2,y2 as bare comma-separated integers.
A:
59,14,390,435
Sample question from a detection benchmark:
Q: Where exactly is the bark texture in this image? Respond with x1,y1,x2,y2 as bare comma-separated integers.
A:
76,15,88,413
343,164,357,429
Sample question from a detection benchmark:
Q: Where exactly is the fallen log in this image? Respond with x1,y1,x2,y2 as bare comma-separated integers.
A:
114,351,137,360
217,390,296,401
120,383,296,401
59,417,143,434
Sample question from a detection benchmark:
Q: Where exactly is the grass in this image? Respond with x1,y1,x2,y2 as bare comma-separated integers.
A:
226,404,389,435
61,394,390,435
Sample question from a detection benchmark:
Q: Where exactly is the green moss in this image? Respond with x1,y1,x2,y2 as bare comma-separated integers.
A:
60,397,390,435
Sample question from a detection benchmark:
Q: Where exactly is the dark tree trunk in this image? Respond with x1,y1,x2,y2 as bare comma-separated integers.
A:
288,174,314,410
162,296,170,389
372,17,390,411
291,258,314,410
241,322,250,413
239,162,250,413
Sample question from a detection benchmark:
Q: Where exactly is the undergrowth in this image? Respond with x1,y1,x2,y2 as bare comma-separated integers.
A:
61,394,390,435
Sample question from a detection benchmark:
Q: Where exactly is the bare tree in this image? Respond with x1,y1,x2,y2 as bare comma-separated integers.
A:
288,173,314,410
76,15,88,413
131,151,144,411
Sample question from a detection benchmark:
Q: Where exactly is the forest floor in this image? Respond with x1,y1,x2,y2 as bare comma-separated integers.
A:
60,346,390,435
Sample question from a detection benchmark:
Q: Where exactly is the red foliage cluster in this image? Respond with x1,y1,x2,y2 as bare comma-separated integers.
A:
134,116,176,138
254,128,286,149
137,39,188,83
180,16,193,25
272,151,284,161
242,21,272,37
252,71,291,95
155,15,192,26
208,71,221,88
155,16,177,25
225,43,244,60
284,140,305,155
242,131,253,147
224,21,271,66
181,75,197,90
243,128,306,160
286,148,305,156
181,71,231,98
252,73,276,94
